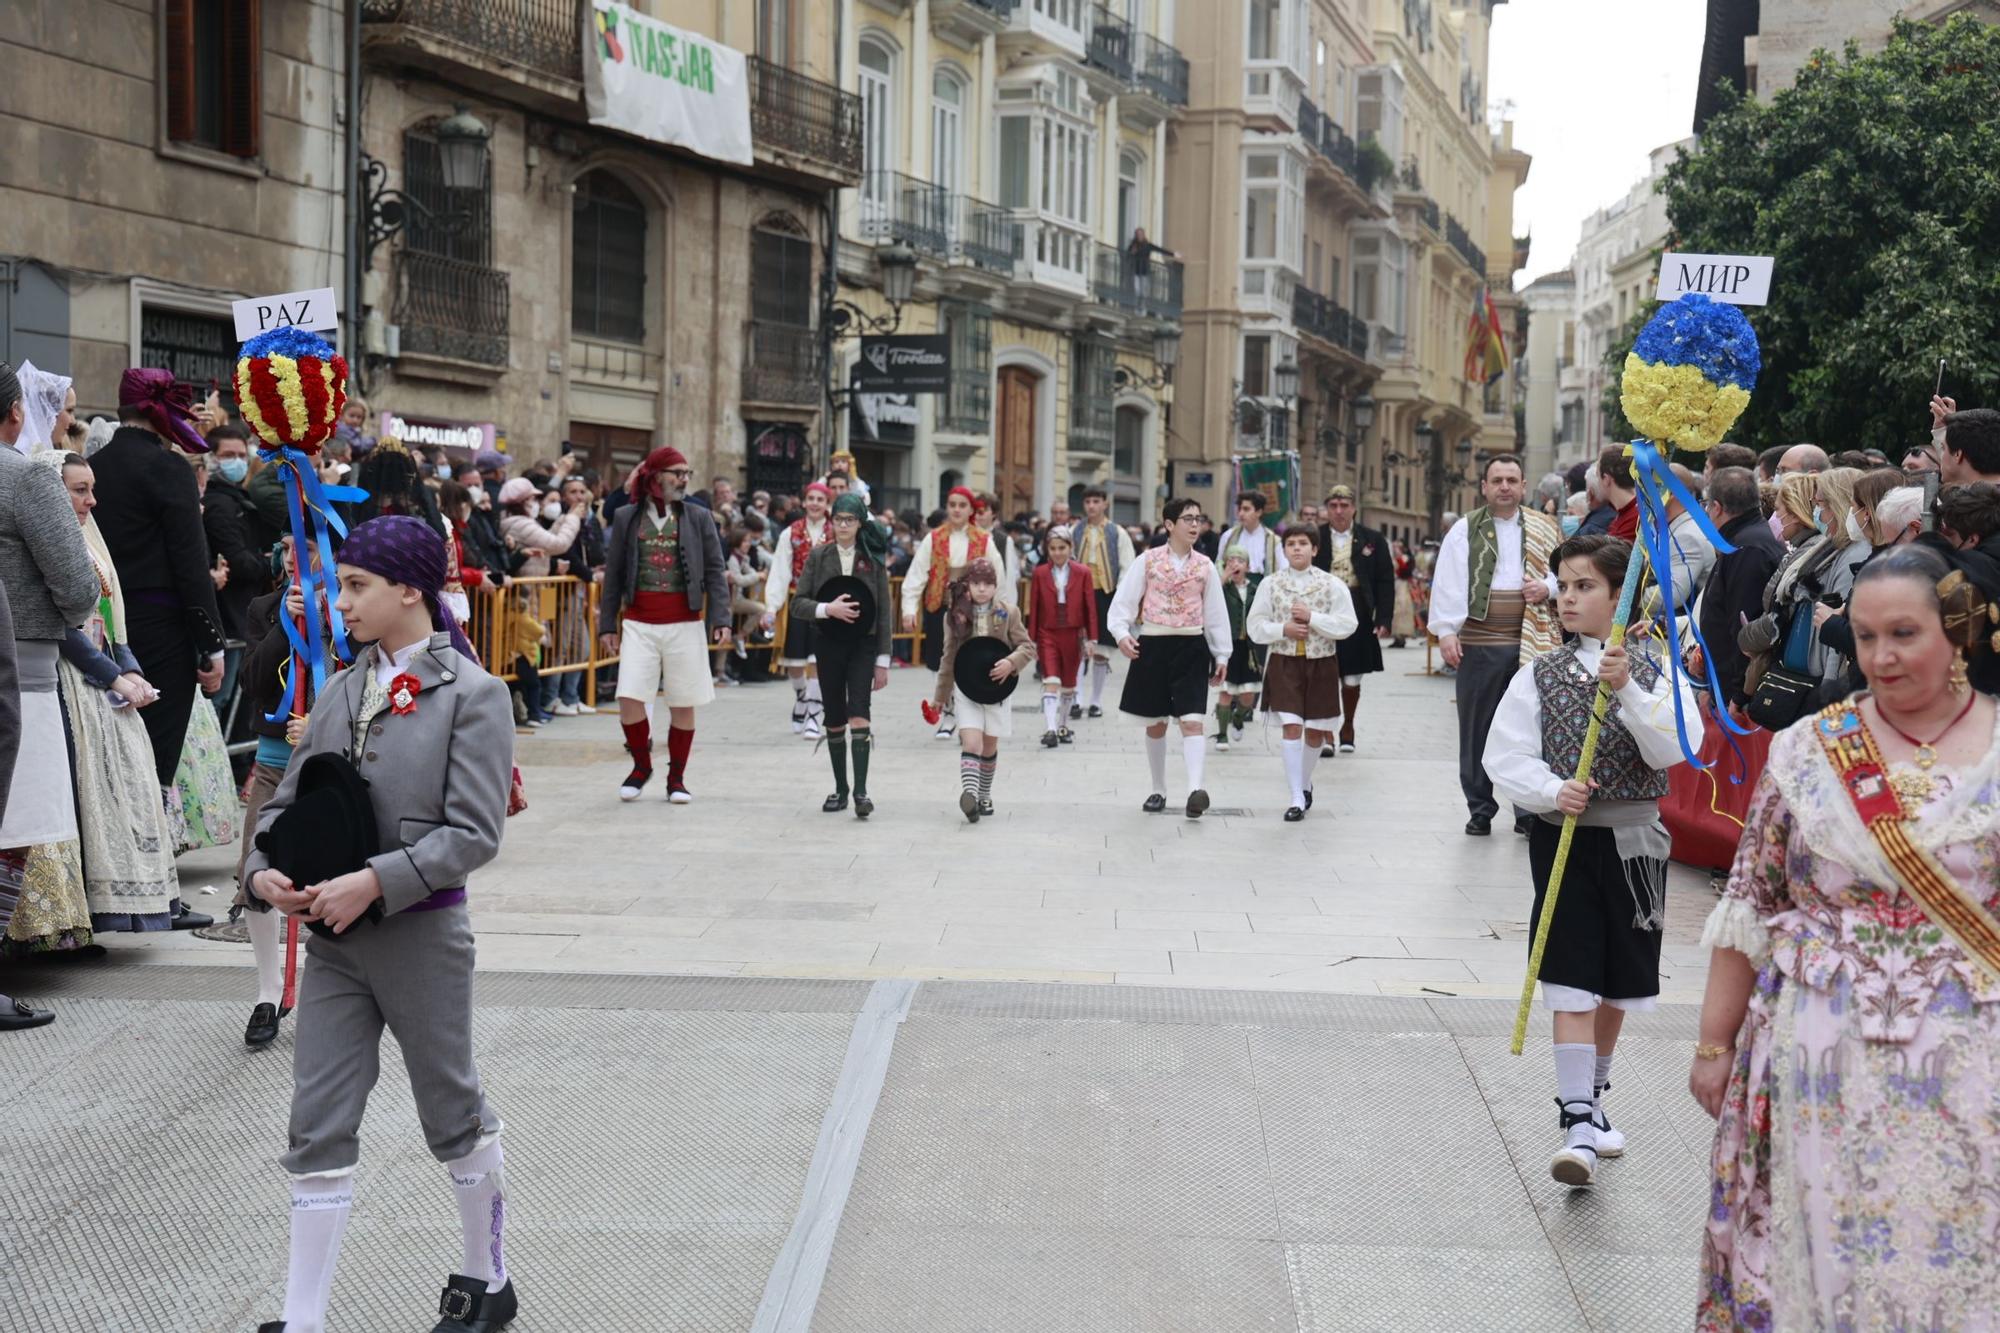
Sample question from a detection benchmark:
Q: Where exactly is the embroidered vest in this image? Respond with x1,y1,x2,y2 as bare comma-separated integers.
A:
1327,531,1359,588
1532,645,1670,801
636,510,686,594
1138,547,1213,629
1075,520,1121,593
922,524,990,612
788,517,829,587
1261,565,1346,660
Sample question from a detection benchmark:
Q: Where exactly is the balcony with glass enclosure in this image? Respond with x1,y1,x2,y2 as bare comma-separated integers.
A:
932,0,1017,45
1000,0,1091,62
1243,0,1306,131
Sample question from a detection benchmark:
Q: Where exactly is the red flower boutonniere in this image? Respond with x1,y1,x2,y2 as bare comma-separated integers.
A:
389,673,422,716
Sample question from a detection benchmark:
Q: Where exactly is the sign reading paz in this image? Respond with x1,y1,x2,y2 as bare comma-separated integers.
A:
232,288,340,342
1655,253,1774,307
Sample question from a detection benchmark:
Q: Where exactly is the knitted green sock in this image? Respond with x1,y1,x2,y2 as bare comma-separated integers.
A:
826,733,849,796
849,730,871,797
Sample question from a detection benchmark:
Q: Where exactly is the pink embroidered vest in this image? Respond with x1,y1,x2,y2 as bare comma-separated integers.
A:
1139,547,1212,629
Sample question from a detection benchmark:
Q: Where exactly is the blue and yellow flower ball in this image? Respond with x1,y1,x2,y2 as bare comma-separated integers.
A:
234,326,349,457
1619,293,1760,453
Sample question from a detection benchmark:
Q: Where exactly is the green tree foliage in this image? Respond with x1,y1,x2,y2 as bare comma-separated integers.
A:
1635,17,2000,457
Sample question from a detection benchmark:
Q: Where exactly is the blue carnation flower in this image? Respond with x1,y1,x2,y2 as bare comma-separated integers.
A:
1632,293,1761,392
240,325,340,361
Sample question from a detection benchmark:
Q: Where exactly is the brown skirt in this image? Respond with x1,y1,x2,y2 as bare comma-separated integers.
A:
1260,652,1342,721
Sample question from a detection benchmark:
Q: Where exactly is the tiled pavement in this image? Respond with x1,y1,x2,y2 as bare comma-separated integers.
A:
2,646,1726,1330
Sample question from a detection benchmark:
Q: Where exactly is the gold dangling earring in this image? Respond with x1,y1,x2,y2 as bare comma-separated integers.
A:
1950,648,1971,696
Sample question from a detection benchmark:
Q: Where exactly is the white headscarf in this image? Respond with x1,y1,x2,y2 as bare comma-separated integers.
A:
13,360,72,455
36,450,124,645
82,416,117,457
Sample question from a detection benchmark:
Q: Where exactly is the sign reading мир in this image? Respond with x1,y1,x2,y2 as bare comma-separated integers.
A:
1654,253,1774,307
584,2,752,167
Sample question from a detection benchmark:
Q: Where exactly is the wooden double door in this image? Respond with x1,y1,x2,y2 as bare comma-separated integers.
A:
994,365,1038,520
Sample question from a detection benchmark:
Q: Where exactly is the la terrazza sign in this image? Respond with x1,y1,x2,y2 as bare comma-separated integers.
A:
854,335,951,394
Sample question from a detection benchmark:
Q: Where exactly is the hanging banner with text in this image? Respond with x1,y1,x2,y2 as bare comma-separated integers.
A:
1655,253,1774,307
584,1,753,167
854,335,951,394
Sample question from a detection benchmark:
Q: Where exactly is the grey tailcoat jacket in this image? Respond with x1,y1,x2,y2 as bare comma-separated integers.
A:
242,632,514,915
599,498,729,636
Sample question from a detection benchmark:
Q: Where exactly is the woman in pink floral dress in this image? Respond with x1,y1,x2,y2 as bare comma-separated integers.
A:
1692,545,2000,1330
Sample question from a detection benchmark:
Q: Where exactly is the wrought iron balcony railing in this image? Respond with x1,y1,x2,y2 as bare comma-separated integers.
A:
1131,32,1189,106
1091,245,1184,320
1085,4,1134,84
858,171,950,257
360,0,582,82
1398,156,1423,191
748,55,863,177
1291,286,1370,360
950,196,1014,274
938,366,993,434
1298,96,1323,150
1445,212,1487,276
1318,120,1357,177
395,249,510,366
743,319,821,404
1418,196,1441,235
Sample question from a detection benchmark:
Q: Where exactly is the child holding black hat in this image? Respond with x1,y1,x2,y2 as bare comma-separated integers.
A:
244,514,518,1333
935,558,1034,822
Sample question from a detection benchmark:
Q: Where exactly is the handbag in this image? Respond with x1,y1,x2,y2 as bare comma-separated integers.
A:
1745,599,1819,731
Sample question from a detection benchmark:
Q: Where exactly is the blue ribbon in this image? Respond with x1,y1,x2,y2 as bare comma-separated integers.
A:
1626,439,1757,777
260,447,369,719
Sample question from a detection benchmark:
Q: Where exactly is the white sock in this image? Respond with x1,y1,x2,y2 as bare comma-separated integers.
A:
1182,732,1205,795
805,676,822,703
248,907,284,1008
1300,743,1320,795
1282,738,1306,808
1059,690,1075,722
1042,691,1060,731
1145,732,1167,793
282,1171,355,1333
446,1138,508,1289
1554,1042,1596,1109
1090,658,1109,706
1594,1052,1614,1097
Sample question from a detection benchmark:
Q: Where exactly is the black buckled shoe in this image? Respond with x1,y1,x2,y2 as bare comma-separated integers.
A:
1465,815,1492,836
853,795,874,819
822,791,849,813
978,799,995,818
1283,806,1305,822
1040,730,1060,748
1087,705,1103,718
1057,728,1074,744
1185,789,1210,819
244,1003,281,1047
433,1275,517,1332
1069,703,1084,720
171,901,213,931
1303,787,1314,810
0,998,54,1031
960,791,981,823
1141,793,1167,813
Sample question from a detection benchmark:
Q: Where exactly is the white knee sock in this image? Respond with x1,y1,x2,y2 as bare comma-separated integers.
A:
1300,743,1320,795
1042,691,1060,731
1059,689,1075,723
1282,738,1306,808
282,1171,355,1333
1145,732,1167,793
1555,1042,1596,1109
1089,657,1109,705
248,907,284,1008
1594,1052,1614,1098
446,1138,508,1288
1182,732,1206,795
805,676,822,703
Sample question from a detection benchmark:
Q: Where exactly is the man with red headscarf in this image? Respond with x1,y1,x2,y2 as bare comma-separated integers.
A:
598,447,730,803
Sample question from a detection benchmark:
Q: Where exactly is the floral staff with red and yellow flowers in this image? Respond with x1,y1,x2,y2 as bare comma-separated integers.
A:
233,326,370,709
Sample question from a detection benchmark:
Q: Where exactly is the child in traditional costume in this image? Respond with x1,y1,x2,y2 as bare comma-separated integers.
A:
1109,497,1232,818
1247,527,1357,820
763,481,833,738
789,492,892,817
244,516,518,1333
1068,485,1137,720
936,558,1034,822
1482,533,1700,1188
1028,526,1097,748
1215,546,1264,751
901,486,991,740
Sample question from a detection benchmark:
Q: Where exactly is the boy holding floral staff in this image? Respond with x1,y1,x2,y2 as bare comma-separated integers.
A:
1482,533,1701,1189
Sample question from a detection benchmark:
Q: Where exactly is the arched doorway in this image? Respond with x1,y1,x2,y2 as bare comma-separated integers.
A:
995,365,1039,518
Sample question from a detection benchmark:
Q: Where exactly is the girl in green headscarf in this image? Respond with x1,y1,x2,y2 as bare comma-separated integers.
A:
788,493,894,816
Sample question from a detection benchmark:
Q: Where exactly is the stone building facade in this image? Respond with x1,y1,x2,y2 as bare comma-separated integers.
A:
1,0,349,418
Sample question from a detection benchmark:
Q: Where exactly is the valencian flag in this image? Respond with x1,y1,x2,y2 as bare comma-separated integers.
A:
1462,286,1511,385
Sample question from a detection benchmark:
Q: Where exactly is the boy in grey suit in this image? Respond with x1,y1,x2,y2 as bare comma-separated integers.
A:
244,516,518,1333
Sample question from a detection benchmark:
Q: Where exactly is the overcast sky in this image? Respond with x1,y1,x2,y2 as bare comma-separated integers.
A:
1488,0,1710,286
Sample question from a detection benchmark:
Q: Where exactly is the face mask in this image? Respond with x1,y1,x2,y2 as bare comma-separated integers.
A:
437,463,454,479
542,501,562,520
1845,510,1868,544
216,457,248,484
1559,514,1582,537
1811,507,1826,533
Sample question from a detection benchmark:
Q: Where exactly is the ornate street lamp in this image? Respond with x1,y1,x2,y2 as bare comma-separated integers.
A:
359,104,492,270
1114,329,1180,390
433,105,493,191
828,243,919,338
1349,391,1377,441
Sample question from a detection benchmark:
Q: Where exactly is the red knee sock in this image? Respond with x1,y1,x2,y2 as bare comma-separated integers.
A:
666,725,694,782
622,719,652,773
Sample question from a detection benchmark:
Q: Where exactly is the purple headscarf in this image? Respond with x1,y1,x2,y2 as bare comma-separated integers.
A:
117,368,211,454
337,515,477,662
